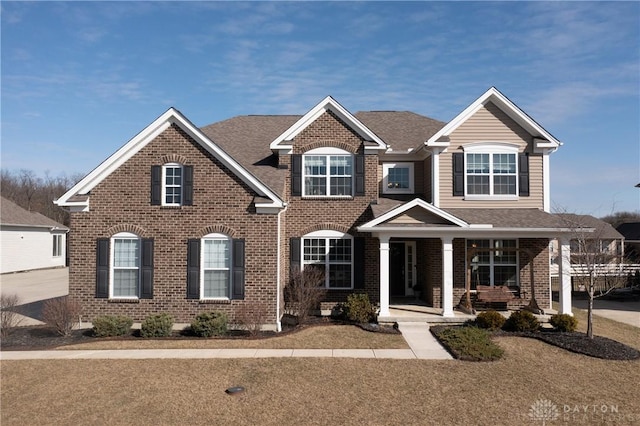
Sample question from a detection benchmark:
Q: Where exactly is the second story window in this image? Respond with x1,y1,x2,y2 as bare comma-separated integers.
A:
383,163,414,194
163,164,182,206
303,148,353,197
466,153,516,196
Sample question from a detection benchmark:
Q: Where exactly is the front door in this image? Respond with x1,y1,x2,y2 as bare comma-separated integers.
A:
389,241,416,297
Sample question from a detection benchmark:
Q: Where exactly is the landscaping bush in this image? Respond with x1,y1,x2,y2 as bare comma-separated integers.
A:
140,313,174,338
503,310,540,332
343,293,376,324
549,313,578,333
1,294,23,337
235,301,267,336
431,326,504,361
474,310,506,330
92,315,133,337
42,296,81,336
284,266,327,324
191,311,228,337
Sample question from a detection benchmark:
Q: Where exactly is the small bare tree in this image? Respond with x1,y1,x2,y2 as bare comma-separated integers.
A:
284,266,326,324
42,297,82,336
1,294,23,337
557,213,626,338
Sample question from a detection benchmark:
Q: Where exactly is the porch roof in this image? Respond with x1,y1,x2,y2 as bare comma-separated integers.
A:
362,198,583,237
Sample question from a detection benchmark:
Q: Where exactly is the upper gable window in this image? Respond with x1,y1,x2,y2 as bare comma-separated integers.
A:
303,148,353,197
382,163,414,194
163,163,183,206
458,144,525,199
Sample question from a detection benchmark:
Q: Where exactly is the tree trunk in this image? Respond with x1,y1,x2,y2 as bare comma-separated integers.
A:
587,273,594,339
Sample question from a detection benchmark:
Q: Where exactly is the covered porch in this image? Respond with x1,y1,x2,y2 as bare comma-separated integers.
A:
358,199,576,320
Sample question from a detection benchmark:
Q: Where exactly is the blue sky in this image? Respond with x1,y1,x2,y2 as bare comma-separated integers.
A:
2,1,638,217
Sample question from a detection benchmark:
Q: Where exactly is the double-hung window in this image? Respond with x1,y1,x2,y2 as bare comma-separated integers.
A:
303,148,353,197
302,230,353,289
163,163,183,206
111,232,141,298
201,234,231,299
462,144,519,198
52,234,63,257
467,239,518,290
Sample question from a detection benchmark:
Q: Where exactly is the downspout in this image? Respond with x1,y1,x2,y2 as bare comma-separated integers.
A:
276,203,288,332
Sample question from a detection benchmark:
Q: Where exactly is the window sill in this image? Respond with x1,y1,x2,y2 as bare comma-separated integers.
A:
301,196,354,200
464,195,518,201
160,205,183,209
199,299,232,304
108,298,140,304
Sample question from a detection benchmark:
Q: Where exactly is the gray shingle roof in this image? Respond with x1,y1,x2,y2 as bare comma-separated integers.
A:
1,197,68,229
355,111,445,151
555,213,623,239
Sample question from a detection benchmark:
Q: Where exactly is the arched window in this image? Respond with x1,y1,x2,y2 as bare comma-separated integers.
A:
303,148,353,197
111,232,141,298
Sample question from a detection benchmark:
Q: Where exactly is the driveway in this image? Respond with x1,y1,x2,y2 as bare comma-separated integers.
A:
572,297,640,328
1,267,69,325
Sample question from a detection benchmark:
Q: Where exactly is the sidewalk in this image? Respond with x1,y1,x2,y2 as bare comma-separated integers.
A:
0,322,452,361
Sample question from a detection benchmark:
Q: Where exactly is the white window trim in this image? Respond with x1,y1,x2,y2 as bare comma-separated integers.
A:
52,234,63,258
110,232,140,299
302,230,354,289
465,239,519,289
200,233,232,300
162,163,183,207
382,162,414,194
463,143,519,200
302,147,353,198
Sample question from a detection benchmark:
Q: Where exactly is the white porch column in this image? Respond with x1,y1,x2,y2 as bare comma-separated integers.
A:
558,237,573,315
379,235,391,318
441,236,454,317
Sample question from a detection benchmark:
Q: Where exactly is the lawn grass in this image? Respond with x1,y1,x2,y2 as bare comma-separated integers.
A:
58,324,409,350
2,313,639,425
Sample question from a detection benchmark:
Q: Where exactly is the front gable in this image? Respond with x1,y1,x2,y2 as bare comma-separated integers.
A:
55,108,284,213
360,198,469,230
269,96,388,155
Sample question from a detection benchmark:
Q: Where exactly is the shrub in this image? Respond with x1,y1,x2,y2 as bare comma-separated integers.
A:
140,313,174,338
284,266,327,324
549,313,578,332
0,294,23,337
474,310,506,330
431,326,504,361
343,293,377,324
503,310,540,332
42,296,81,336
92,315,133,337
235,301,268,336
191,312,228,337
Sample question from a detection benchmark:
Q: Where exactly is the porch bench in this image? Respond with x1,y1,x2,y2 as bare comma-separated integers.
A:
476,285,515,303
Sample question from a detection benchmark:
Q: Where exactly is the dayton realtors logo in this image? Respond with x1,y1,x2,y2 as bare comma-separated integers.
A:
529,399,560,425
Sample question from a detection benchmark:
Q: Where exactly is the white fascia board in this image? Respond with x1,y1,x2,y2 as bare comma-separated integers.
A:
426,87,561,149
361,198,469,229
357,226,587,239
269,95,387,150
56,108,284,209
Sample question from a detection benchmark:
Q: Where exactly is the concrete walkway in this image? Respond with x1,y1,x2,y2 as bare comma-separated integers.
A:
0,322,452,361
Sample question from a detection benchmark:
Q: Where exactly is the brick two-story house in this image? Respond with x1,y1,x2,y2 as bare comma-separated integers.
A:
56,87,576,330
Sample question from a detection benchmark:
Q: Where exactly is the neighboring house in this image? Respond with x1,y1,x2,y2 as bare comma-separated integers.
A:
617,222,640,262
550,214,625,286
1,197,68,274
55,87,578,330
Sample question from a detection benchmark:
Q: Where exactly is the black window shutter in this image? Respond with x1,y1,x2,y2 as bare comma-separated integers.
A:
186,239,200,299
355,154,365,196
140,238,154,299
291,154,302,196
231,239,245,300
290,238,301,273
96,239,109,298
519,153,530,197
183,165,194,205
453,153,464,196
151,165,162,205
353,237,365,289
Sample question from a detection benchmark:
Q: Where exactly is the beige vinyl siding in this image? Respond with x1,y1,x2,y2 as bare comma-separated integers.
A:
438,102,544,209
387,207,453,225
